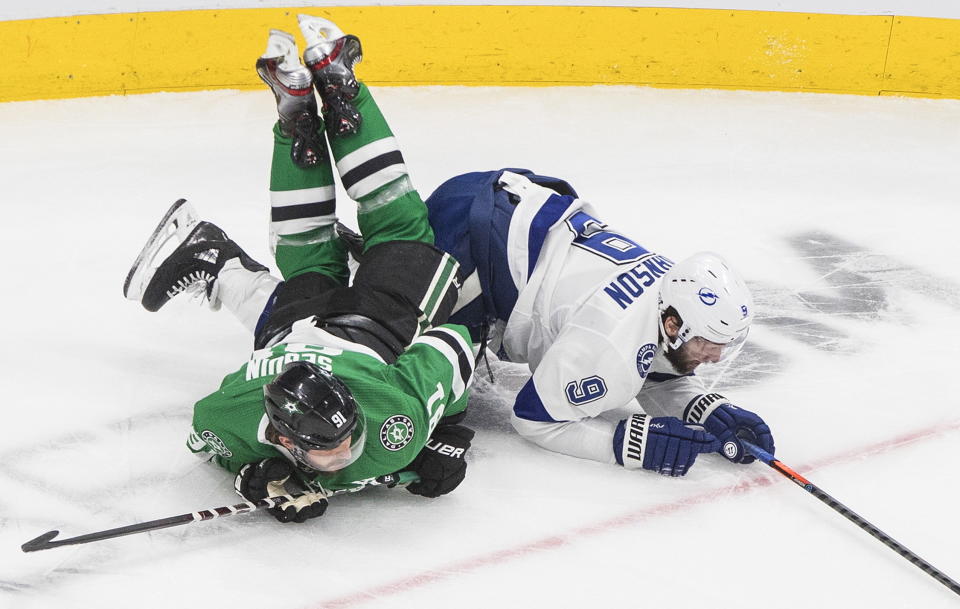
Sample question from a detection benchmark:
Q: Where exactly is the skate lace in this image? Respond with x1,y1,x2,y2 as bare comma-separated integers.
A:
166,270,216,302
194,248,220,264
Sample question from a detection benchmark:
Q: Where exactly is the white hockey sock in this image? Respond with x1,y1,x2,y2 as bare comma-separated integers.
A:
213,258,282,333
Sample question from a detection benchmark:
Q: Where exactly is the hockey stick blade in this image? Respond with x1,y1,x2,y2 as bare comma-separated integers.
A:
21,530,61,553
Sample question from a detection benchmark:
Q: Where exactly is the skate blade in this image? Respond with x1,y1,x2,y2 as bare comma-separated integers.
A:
298,14,346,50
123,199,199,301
262,29,297,59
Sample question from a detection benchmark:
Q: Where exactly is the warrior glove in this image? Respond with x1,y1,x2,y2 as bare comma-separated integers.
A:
684,394,775,464
615,414,721,477
235,457,328,523
704,404,775,464
405,424,475,498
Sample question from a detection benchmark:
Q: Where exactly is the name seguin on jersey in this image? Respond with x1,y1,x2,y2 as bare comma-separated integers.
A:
603,255,674,310
244,343,341,381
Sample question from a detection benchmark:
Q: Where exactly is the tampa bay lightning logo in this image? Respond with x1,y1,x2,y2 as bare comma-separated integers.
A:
636,343,657,378
698,287,718,305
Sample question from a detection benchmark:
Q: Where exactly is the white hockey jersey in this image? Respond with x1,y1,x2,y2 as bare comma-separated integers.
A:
495,172,717,465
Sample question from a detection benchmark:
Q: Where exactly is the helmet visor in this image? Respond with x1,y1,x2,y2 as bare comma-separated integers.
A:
667,328,749,375
293,416,366,473
687,327,749,364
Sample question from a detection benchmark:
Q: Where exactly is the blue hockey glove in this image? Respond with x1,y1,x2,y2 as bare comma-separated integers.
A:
684,394,774,464
615,414,721,477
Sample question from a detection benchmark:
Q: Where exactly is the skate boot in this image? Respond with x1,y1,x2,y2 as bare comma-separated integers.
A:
256,29,327,168
298,15,363,137
124,199,268,312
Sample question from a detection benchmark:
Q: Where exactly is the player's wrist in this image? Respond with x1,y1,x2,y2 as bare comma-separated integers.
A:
614,414,651,470
682,392,729,426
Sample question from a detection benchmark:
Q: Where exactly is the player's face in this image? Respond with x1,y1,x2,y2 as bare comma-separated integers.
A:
301,437,354,471
667,336,724,374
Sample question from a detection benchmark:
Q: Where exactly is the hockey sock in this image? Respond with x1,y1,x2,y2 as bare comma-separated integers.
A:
270,122,349,284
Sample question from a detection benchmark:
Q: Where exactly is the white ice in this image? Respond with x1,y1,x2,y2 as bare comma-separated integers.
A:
1,84,959,609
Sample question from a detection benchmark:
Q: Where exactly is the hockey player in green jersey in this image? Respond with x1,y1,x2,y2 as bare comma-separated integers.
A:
123,16,476,523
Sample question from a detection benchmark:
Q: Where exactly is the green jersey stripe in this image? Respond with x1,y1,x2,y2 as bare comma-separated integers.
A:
335,136,400,174
419,253,458,315
270,185,336,205
417,254,459,333
414,327,474,400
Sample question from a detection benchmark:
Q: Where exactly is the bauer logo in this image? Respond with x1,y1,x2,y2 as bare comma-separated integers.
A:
636,343,657,378
698,287,718,305
200,430,233,458
380,415,415,451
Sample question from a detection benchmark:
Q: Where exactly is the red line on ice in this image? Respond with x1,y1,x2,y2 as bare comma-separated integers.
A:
309,420,960,609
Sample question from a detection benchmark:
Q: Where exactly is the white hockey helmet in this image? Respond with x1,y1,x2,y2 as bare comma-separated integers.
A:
658,252,754,360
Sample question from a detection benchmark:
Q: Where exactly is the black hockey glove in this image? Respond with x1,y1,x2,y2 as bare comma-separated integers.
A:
235,457,328,523
405,424,475,498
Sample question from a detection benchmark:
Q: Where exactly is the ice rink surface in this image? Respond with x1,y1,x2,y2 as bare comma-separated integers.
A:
1,84,959,608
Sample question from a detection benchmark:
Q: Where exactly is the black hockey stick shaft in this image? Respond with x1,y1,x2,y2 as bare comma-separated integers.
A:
21,471,418,553
741,440,960,596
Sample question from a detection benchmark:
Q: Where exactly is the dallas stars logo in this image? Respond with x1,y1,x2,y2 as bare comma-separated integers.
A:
379,415,415,451
200,430,233,458
388,425,406,443
283,402,302,415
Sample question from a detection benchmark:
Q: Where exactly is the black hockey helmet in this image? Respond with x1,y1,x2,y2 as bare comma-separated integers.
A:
263,360,366,471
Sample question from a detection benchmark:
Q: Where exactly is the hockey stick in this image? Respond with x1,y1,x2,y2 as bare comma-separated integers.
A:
21,471,418,553
741,440,960,596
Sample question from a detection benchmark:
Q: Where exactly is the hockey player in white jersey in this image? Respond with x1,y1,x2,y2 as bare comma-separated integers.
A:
424,168,775,477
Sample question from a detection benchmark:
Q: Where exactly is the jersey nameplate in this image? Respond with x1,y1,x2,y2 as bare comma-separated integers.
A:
603,255,675,310
245,344,341,381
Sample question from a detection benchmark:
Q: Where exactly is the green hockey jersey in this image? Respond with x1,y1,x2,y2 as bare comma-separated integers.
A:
187,318,474,492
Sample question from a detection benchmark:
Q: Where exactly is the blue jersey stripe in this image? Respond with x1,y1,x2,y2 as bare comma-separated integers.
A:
513,378,561,423
527,193,578,278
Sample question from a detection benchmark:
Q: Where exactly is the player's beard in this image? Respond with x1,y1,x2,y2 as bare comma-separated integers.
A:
663,343,700,375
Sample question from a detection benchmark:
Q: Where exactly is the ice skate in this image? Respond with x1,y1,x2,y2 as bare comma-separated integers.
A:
124,198,198,303
256,29,327,168
124,200,268,312
298,15,363,137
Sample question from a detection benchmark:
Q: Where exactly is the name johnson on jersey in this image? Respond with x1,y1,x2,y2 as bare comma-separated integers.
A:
603,254,675,310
